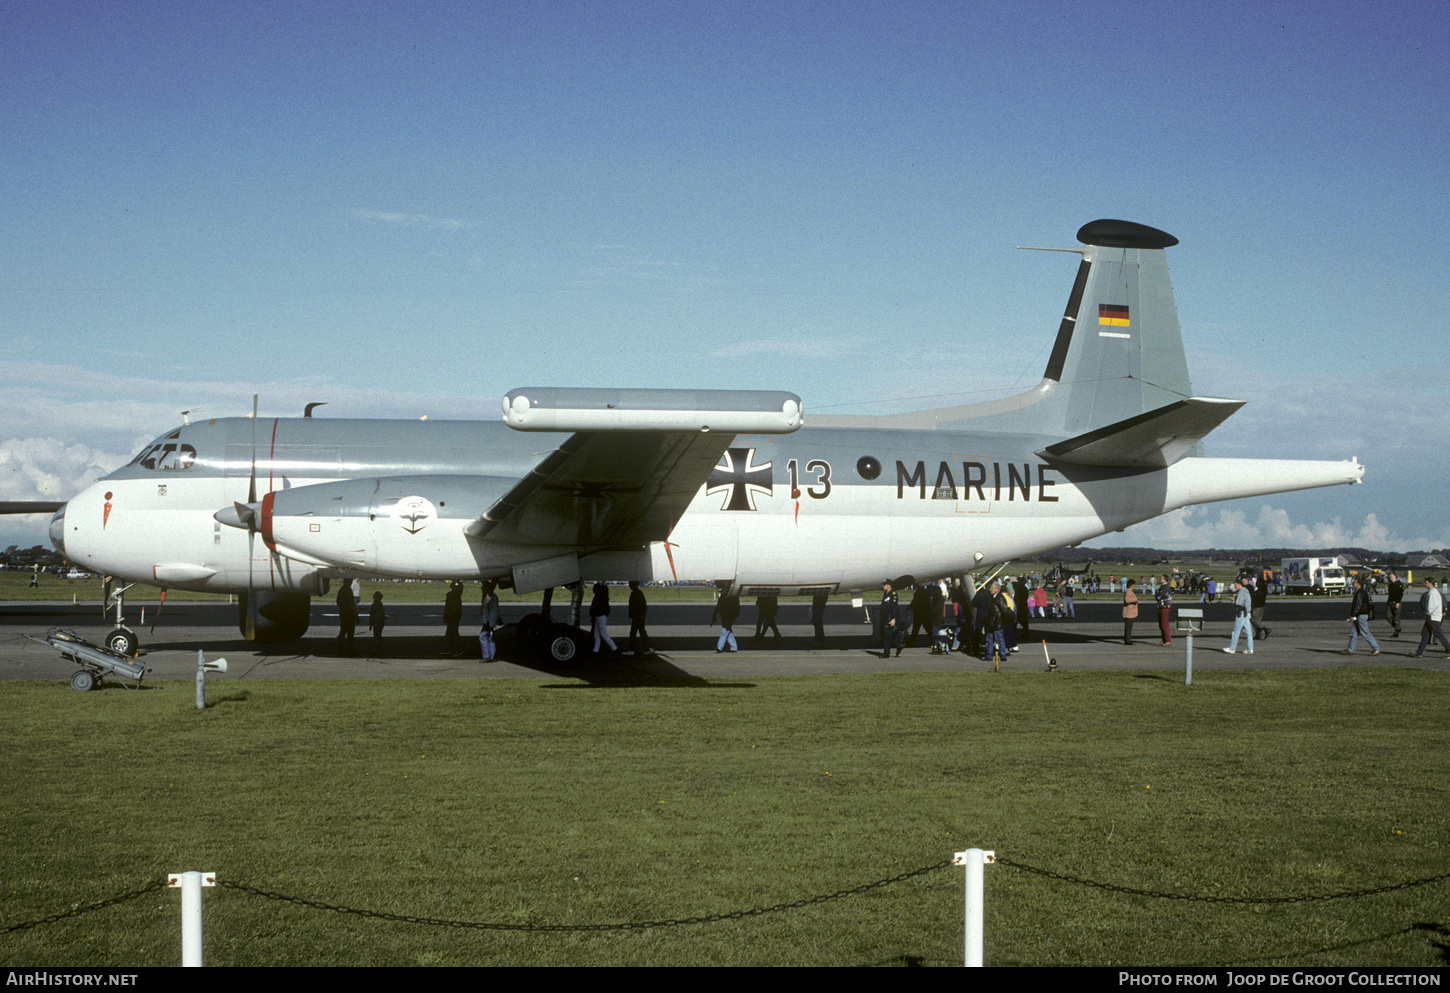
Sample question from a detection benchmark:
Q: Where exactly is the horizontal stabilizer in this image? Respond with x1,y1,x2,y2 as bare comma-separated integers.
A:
1038,397,1244,469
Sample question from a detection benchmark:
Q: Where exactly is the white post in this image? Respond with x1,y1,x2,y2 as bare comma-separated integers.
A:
196,652,226,710
953,848,995,966
167,872,215,967
1176,609,1202,687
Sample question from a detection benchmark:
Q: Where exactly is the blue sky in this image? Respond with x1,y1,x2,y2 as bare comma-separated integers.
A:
2,0,1446,552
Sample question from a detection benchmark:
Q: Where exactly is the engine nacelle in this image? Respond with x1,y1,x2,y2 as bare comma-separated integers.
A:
258,475,514,578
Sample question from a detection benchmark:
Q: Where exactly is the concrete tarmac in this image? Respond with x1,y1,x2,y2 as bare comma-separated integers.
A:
2,596,1444,687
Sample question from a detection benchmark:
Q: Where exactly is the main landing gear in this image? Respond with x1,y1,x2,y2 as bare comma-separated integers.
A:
515,582,589,665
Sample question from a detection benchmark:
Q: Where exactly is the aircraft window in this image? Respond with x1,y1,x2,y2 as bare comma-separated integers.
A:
130,438,197,471
857,456,881,481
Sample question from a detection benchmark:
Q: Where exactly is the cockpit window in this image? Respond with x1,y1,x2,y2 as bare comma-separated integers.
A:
128,429,197,471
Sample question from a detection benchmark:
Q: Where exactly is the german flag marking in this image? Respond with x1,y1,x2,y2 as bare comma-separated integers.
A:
1098,304,1130,327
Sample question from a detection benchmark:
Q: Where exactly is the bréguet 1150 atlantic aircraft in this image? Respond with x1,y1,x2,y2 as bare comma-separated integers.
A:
8,220,1363,657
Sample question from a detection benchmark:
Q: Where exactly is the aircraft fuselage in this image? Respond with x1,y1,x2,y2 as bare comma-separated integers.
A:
52,414,1359,597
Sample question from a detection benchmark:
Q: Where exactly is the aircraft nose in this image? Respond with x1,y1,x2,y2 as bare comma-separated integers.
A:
48,504,66,556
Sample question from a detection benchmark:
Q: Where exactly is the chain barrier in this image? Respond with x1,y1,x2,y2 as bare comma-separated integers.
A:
997,856,1450,905
8,858,1448,937
215,858,954,931
3,878,168,933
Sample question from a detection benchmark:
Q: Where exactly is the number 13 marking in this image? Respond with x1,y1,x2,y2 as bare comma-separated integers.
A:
787,459,832,499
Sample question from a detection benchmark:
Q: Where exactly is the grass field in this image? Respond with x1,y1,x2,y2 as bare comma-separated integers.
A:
3,666,1447,967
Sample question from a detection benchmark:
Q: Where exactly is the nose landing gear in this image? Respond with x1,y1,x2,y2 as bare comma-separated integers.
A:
104,581,140,657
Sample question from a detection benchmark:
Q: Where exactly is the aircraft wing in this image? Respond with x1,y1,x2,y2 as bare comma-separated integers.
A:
467,430,738,547
468,387,803,548
0,502,65,515
1038,397,1244,469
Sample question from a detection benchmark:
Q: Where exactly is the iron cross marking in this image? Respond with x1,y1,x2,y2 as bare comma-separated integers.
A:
707,447,773,511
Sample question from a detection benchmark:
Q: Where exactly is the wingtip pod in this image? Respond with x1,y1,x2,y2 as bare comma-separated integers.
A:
501,388,804,434
1077,219,1178,249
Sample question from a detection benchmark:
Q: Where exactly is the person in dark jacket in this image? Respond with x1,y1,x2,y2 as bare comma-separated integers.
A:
368,591,386,655
443,581,464,655
753,593,781,642
879,579,903,658
336,578,357,657
1342,577,1380,656
479,581,502,662
810,591,829,647
952,579,972,653
1385,572,1405,638
1012,578,1031,639
1156,576,1173,646
969,582,993,657
711,591,740,652
589,582,618,655
1250,574,1270,640
978,581,1008,663
627,581,652,655
907,583,933,647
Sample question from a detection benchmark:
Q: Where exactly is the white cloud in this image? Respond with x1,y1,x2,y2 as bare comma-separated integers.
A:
0,438,122,501
1091,504,1449,554
1189,355,1447,463
711,336,870,359
351,210,473,231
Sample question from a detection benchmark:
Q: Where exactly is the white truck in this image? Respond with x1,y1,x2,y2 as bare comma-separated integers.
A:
1281,557,1348,595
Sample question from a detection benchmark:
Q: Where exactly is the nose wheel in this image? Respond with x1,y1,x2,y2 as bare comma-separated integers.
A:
106,628,138,657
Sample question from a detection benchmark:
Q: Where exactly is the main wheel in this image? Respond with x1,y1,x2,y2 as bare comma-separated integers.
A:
70,670,96,692
105,629,138,656
548,632,579,664
516,612,549,648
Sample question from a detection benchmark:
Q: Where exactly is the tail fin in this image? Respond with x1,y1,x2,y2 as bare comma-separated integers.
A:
823,219,1232,465
1043,219,1194,436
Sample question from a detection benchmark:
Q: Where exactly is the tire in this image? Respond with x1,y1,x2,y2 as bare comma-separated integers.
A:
548,632,579,664
70,670,96,692
545,626,589,666
106,629,138,656
516,613,549,647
